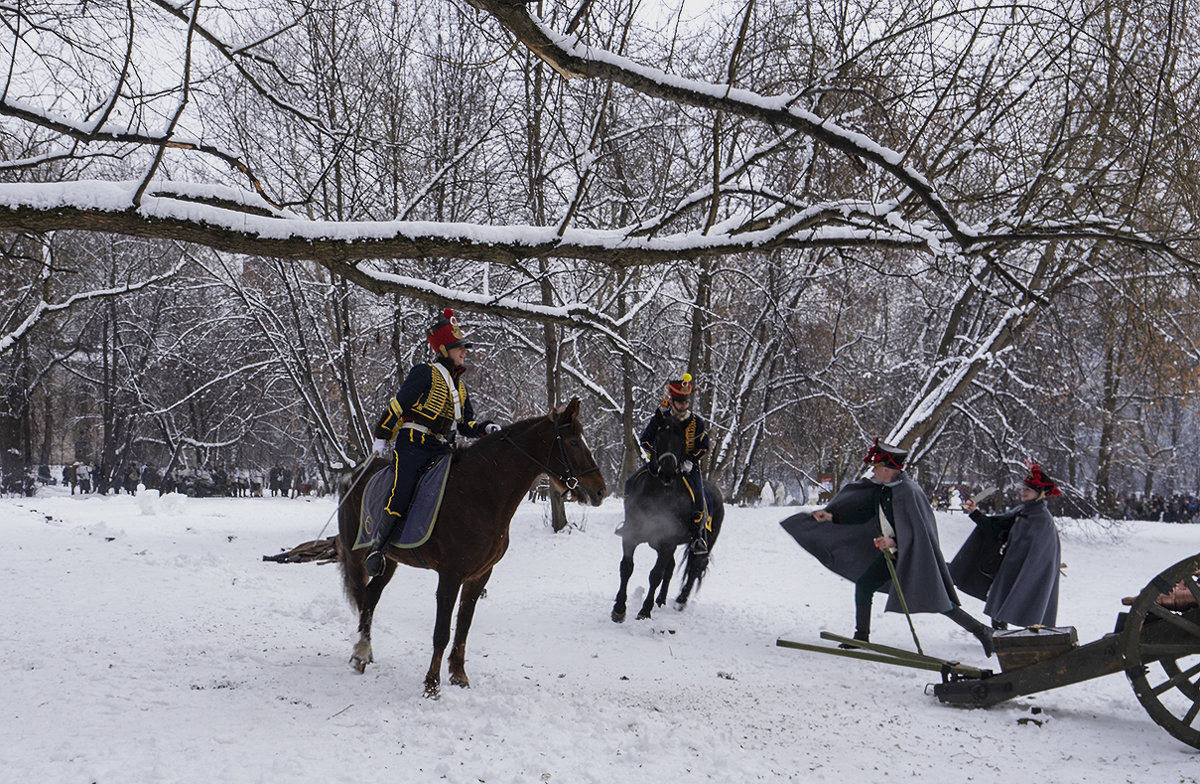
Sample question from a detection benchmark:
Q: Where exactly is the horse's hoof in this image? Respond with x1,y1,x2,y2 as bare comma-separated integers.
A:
611,610,626,623
423,682,440,699
350,655,368,674
449,674,470,689
636,610,652,620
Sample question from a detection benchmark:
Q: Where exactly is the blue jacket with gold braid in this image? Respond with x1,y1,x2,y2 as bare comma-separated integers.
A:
634,407,711,525
639,408,710,463
373,360,490,447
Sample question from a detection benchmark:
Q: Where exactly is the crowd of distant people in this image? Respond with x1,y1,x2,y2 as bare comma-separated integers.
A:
1121,493,1200,524
8,462,1200,521
11,462,330,498
931,484,1199,524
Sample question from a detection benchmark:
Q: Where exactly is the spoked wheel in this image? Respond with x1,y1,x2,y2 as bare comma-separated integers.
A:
1121,551,1200,750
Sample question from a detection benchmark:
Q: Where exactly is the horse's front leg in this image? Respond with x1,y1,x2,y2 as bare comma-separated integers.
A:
424,571,463,698
638,546,674,620
447,568,493,688
612,542,636,623
351,560,396,673
654,547,677,607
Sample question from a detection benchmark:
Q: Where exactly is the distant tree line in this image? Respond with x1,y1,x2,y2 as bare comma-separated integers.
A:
1,1,1198,513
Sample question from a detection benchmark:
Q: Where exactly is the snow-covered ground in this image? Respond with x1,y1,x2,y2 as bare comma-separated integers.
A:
3,488,1197,783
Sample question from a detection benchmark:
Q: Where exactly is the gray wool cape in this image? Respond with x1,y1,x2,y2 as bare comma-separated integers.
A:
780,475,960,614
949,499,1061,627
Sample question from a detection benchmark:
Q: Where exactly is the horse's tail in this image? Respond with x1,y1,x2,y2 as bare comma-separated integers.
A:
336,458,376,613
681,545,709,587
681,482,726,592
704,481,725,550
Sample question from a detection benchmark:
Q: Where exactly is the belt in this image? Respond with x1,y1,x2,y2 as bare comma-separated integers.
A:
401,421,447,443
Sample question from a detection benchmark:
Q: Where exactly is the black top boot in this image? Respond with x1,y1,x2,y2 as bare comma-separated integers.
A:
365,514,402,577
945,606,994,657
840,604,872,649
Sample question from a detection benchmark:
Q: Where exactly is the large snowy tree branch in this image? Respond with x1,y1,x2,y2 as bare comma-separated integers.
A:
465,0,1196,266
0,179,1181,271
0,180,935,268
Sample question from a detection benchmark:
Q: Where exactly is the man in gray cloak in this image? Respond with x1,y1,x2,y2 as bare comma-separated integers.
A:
781,438,993,656
949,462,1062,629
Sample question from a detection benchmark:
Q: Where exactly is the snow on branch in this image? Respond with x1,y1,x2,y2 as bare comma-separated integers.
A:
466,0,1195,267
0,254,191,356
0,179,940,288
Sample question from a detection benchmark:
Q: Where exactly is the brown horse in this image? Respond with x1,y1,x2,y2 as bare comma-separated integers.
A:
336,397,607,696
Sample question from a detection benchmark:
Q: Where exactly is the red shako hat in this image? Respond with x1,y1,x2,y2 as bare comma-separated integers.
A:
1022,462,1061,497
427,308,472,357
863,437,907,470
666,373,695,400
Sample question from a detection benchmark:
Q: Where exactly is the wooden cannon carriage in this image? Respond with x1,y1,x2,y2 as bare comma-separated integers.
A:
778,551,1200,750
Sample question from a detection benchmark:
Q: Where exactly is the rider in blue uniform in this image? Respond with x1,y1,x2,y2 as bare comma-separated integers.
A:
365,308,500,577
625,373,712,554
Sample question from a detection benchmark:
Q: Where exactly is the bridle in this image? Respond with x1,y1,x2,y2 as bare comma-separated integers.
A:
498,410,601,493
649,418,686,484
651,452,681,483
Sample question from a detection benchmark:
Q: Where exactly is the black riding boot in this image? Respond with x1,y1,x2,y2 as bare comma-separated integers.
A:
946,607,994,657
365,514,403,577
991,618,1008,631
840,604,872,648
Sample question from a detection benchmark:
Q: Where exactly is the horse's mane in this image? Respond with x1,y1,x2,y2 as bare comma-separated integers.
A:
453,410,551,463
337,410,558,494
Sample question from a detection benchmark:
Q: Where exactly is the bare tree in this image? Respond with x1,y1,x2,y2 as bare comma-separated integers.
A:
3,0,1200,505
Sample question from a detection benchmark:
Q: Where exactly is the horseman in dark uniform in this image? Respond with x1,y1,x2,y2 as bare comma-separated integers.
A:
364,308,501,577
625,373,712,555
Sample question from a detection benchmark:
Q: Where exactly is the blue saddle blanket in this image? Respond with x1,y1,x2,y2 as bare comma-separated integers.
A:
353,455,451,550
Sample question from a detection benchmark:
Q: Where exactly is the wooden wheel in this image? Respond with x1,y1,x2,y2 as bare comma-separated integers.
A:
1121,551,1200,750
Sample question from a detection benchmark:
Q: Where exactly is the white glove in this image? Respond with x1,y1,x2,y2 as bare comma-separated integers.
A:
682,460,694,473
372,438,390,457
484,423,502,435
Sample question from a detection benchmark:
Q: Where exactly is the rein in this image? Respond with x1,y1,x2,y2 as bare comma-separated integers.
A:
498,412,600,492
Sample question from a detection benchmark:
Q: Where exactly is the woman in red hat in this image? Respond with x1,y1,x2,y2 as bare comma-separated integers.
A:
951,462,1063,629
364,308,500,577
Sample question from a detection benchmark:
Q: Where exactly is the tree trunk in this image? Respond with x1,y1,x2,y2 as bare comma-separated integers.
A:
618,269,640,489
1094,342,1120,515
542,267,568,531
525,46,568,532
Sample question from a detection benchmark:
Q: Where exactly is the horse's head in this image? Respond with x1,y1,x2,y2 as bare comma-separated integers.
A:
544,398,607,506
649,413,687,485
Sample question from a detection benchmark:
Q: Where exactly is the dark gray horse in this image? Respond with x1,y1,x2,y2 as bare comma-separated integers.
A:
612,416,725,622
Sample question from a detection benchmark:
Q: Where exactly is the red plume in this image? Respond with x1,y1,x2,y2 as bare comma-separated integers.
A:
1023,461,1061,496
